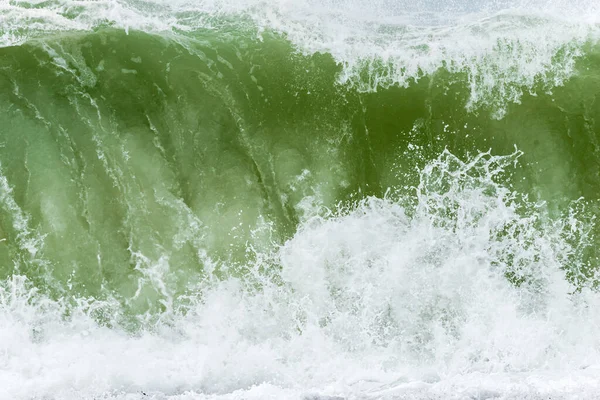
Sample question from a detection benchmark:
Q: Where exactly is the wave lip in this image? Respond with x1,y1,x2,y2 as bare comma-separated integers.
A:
3,0,600,113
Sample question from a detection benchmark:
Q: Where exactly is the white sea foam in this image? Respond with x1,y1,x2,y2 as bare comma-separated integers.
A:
2,149,600,399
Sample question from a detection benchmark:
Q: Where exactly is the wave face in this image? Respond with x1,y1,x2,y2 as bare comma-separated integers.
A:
3,1,600,399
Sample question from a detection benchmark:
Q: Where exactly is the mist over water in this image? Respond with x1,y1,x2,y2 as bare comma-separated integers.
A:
3,0,600,399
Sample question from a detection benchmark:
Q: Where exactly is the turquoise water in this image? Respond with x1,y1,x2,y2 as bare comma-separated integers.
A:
2,1,600,399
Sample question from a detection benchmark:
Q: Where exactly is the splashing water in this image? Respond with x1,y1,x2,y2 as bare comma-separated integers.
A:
3,0,600,399
2,148,600,399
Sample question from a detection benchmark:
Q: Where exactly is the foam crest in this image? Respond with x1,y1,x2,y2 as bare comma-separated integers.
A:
245,1,598,116
2,0,600,115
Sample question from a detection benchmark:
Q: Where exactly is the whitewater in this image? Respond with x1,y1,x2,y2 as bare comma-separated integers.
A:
3,0,600,399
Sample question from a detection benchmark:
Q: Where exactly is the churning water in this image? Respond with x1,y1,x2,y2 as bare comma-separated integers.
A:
3,0,600,398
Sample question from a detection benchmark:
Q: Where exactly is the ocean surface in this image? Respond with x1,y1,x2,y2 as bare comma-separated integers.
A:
2,0,600,399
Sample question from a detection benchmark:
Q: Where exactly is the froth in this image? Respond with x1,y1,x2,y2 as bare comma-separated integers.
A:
3,149,600,399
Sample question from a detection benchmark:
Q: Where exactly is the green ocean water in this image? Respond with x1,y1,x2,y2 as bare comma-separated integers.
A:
1,29,599,313
4,12,600,397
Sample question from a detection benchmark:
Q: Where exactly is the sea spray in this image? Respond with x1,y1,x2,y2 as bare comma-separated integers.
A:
3,1,600,398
